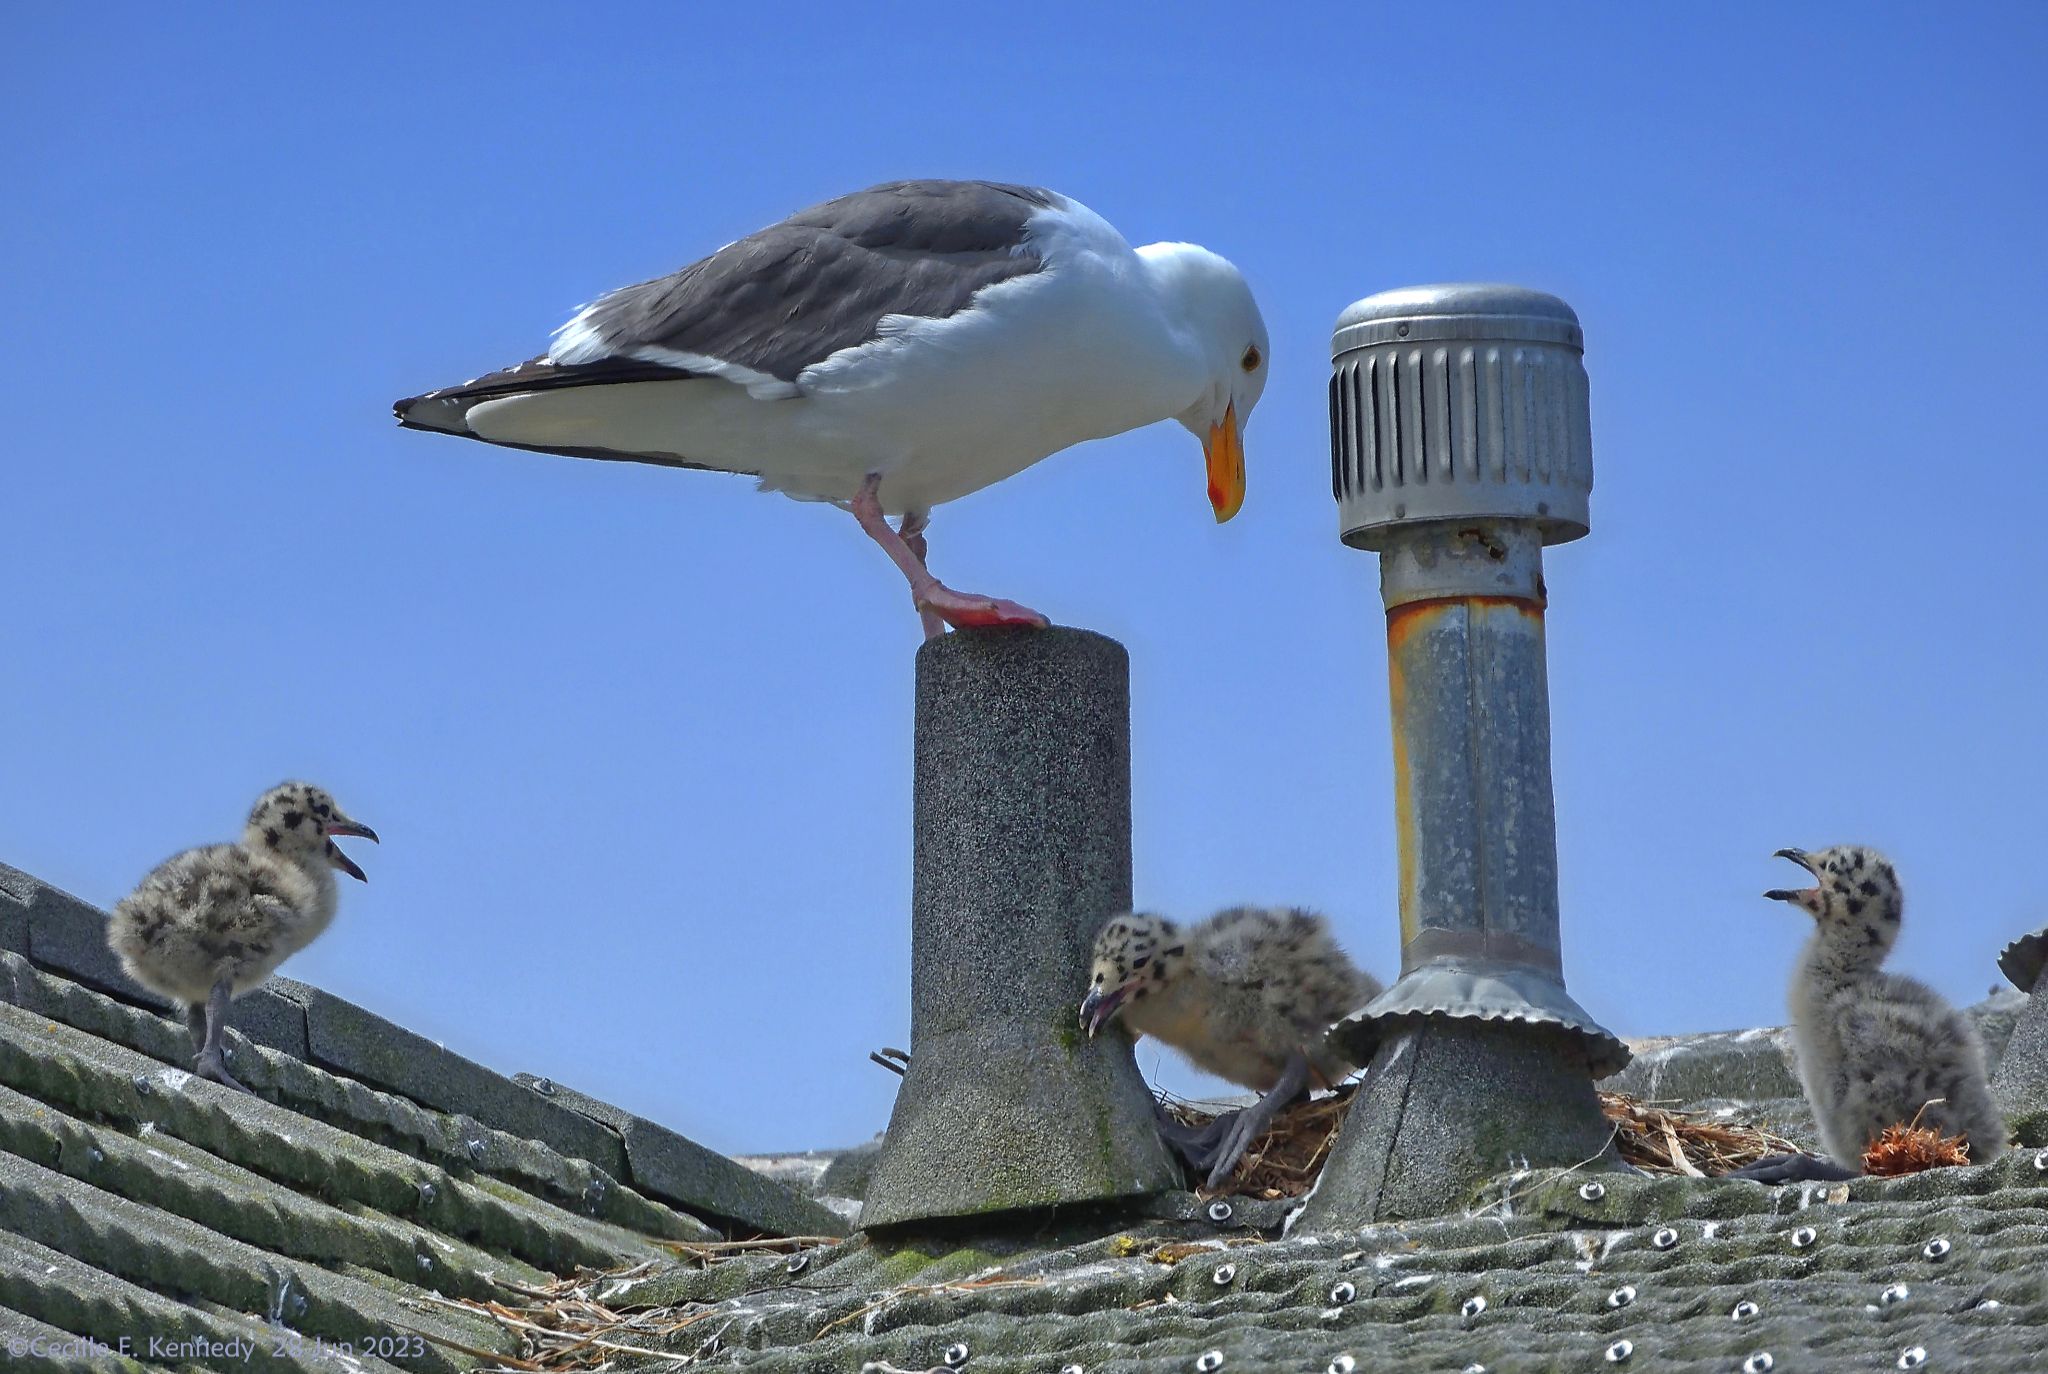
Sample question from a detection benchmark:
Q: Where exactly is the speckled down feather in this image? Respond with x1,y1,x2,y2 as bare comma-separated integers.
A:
1775,845,2007,1166
1088,906,1382,1091
107,783,364,1005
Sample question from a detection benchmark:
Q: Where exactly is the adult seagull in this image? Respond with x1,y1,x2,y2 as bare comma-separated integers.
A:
395,180,1269,636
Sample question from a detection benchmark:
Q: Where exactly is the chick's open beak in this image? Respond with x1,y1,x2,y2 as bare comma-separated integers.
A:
1764,848,1818,906
325,815,378,883
327,846,368,883
1205,402,1245,523
1078,984,1132,1038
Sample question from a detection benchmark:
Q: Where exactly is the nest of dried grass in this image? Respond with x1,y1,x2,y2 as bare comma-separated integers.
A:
1157,1084,1828,1195
405,1238,842,1371
1597,1091,1807,1177
1157,1083,1357,1199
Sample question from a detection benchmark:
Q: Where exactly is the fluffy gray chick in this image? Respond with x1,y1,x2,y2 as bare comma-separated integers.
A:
1750,844,2006,1178
107,781,377,1090
1079,905,1381,1189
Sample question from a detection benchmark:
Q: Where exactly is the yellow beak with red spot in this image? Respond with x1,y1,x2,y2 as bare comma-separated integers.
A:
1205,402,1245,522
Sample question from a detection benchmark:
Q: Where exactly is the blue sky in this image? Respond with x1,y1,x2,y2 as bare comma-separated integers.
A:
4,5,2044,1154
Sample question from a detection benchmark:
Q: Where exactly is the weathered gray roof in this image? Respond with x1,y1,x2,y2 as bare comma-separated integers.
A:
433,997,2048,1370
0,860,843,1371
526,1152,2048,1372
8,852,2043,1371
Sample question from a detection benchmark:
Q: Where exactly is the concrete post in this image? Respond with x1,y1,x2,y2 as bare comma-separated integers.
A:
1300,285,1628,1225
1991,928,2048,1147
860,628,1180,1229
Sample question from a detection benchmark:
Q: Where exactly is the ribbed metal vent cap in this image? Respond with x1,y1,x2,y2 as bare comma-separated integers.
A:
2000,926,2048,994
1330,283,1592,551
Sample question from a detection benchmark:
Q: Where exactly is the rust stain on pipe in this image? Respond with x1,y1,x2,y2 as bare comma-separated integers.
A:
1386,595,1543,651
1385,594,1545,948
1387,623,1419,947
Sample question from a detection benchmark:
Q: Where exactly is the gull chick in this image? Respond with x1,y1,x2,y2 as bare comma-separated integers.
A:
1736,845,2006,1182
1079,906,1381,1189
107,782,377,1090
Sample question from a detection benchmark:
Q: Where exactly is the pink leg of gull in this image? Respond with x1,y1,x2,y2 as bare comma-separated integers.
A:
849,474,1050,639
895,511,947,640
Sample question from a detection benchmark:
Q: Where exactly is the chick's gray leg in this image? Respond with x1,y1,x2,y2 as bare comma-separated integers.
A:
184,1003,207,1055
193,975,248,1092
1153,1102,1235,1165
1205,1052,1312,1191
1725,1152,1858,1183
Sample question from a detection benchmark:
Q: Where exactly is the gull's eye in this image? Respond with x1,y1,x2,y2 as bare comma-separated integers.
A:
1241,345,1262,372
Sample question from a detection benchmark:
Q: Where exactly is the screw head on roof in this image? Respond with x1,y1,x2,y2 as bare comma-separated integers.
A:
1743,1355,1775,1374
465,1137,486,1162
1206,1200,1235,1224
1061,1366,1085,1374
1329,1281,1357,1305
1461,1295,1488,1319
1732,1300,1760,1321
1790,1226,1817,1249
1922,1237,1951,1260
132,1073,154,1097
943,1343,969,1367
1578,1181,1606,1202
530,1077,555,1095
416,1181,436,1206
785,1252,810,1274
2033,1149,2048,1171
1898,1349,1928,1369
1881,1283,1910,1306
1976,1299,2002,1311
1604,1340,1634,1363
1607,1285,1637,1309
1196,1353,1224,1373
1651,1227,1679,1250
1462,1367,1489,1374
1329,1357,1356,1374
1211,1263,1237,1286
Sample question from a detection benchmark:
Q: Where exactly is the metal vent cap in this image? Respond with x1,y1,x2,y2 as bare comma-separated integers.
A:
1330,283,1592,551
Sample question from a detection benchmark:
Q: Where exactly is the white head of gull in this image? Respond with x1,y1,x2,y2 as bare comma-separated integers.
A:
396,180,1269,637
107,782,377,1091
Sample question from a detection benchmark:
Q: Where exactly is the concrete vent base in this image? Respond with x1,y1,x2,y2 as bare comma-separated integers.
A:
860,628,1179,1229
1991,936,2048,1148
1298,1020,1618,1226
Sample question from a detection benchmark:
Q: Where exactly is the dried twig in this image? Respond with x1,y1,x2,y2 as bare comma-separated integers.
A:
664,1235,845,1256
1863,1099,1972,1175
1598,1092,1802,1176
809,1275,1046,1342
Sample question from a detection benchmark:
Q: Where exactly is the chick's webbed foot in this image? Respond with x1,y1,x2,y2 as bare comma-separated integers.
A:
1153,1102,1234,1172
1158,1053,1314,1192
194,1048,249,1093
1725,1152,1859,1183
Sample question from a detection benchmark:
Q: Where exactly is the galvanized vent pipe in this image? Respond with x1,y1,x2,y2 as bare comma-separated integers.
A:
1302,284,1627,1225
